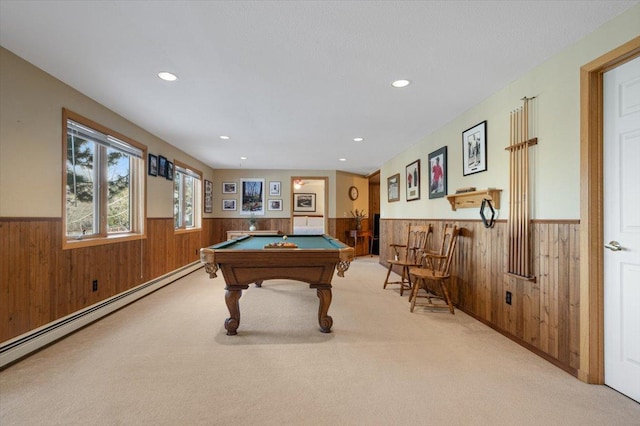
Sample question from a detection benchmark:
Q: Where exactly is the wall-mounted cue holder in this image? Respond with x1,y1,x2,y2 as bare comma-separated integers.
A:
446,188,502,211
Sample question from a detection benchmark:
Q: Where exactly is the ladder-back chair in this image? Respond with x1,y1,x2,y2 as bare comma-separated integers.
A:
408,225,460,313
383,224,432,296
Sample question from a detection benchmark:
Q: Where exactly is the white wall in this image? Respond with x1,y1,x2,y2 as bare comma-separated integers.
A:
381,5,640,220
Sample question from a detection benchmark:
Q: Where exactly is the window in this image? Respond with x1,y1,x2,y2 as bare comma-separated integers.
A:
173,160,202,231
63,109,146,248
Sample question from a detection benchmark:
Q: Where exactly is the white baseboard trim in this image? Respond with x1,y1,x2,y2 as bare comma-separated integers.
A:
0,262,203,369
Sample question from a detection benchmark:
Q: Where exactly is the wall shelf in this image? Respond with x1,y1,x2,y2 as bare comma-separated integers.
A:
446,188,502,211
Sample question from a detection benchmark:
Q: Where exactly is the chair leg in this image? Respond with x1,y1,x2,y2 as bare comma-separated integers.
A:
440,279,455,314
399,266,412,296
410,278,421,312
383,264,394,289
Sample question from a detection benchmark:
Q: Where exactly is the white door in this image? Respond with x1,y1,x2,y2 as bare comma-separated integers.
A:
603,55,640,403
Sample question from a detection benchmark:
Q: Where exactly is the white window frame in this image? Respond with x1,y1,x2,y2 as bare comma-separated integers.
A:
173,160,202,232
62,109,146,249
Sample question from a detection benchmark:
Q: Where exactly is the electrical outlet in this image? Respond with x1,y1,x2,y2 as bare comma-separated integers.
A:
506,291,512,305
92,280,98,292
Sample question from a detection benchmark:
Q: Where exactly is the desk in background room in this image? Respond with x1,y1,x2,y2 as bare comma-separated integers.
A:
345,229,373,258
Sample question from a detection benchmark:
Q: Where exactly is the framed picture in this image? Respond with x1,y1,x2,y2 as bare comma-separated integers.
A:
294,193,316,212
204,179,213,213
405,159,421,201
428,146,447,199
148,154,158,176
462,120,487,176
269,181,281,196
268,199,283,211
158,155,168,178
166,161,174,180
240,178,265,215
222,199,236,211
222,182,237,194
387,173,400,202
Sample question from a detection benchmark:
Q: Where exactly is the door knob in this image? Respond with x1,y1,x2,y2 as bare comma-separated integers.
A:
604,241,623,251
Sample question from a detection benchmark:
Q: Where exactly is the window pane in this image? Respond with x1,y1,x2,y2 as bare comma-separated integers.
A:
107,147,131,233
174,171,182,229
185,175,194,227
66,135,97,236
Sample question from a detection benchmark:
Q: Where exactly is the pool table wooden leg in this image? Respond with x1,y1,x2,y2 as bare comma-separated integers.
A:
316,287,333,333
224,289,242,335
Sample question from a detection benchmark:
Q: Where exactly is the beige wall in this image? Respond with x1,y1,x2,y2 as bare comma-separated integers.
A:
335,171,369,219
0,47,214,219
381,4,640,220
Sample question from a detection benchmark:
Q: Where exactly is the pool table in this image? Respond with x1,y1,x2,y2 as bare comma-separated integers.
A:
200,234,354,335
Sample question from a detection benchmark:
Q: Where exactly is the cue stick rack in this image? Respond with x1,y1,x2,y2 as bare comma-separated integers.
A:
505,96,537,282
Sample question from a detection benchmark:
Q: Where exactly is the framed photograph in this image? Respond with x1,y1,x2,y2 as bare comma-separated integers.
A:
148,154,158,176
166,161,174,181
222,182,237,194
240,178,265,215
294,193,316,212
204,179,213,213
269,181,281,196
158,155,168,178
405,159,421,201
428,146,447,199
268,199,283,211
222,199,236,211
387,173,400,202
462,120,487,176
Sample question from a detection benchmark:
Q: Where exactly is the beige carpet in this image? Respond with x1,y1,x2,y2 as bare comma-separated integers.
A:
1,256,638,425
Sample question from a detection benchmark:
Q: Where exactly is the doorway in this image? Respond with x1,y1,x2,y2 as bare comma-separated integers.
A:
580,36,640,388
290,177,328,235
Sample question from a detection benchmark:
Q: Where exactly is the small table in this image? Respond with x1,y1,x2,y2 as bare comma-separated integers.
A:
200,234,354,335
226,230,281,240
346,229,373,258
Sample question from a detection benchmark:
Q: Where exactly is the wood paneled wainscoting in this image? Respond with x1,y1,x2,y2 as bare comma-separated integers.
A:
0,217,218,347
380,219,580,375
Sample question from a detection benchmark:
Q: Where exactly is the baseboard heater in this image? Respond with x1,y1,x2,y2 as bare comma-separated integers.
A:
0,262,203,369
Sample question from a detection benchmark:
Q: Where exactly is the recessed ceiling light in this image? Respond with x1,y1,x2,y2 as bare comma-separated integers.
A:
391,79,410,88
220,135,230,140
240,156,247,160
339,158,347,162
353,137,364,142
158,71,178,81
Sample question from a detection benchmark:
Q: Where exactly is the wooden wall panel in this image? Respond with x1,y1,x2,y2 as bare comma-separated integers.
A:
380,219,580,374
0,217,223,343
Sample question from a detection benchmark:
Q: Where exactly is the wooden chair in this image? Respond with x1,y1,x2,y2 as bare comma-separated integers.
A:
408,225,460,313
383,224,432,296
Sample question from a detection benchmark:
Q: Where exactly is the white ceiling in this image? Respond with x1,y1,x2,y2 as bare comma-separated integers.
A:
1,1,637,175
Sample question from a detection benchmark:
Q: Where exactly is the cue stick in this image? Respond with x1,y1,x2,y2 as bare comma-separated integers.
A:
510,110,516,273
524,99,530,277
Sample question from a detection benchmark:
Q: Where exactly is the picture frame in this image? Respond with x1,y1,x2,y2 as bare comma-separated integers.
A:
387,173,400,202
462,120,487,176
268,199,283,211
166,161,174,181
222,199,236,211
204,179,213,213
240,178,265,215
158,155,168,178
294,193,316,212
405,159,421,201
222,182,237,194
269,181,281,196
148,153,158,176
428,146,447,199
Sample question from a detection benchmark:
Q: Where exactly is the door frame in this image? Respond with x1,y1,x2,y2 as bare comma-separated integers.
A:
579,36,640,384
290,176,329,234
